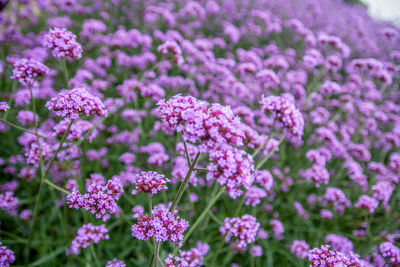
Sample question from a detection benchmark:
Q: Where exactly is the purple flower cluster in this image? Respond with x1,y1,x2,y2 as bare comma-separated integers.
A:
0,242,15,267
10,58,49,87
355,195,379,213
260,95,304,138
219,214,260,249
66,177,123,221
308,245,361,267
379,242,400,264
165,254,188,267
67,223,109,255
46,88,107,119
290,240,310,259
207,145,254,199
156,94,245,150
131,205,189,247
179,241,209,267
43,28,83,60
157,41,184,65
106,259,126,267
131,171,170,195
0,102,9,113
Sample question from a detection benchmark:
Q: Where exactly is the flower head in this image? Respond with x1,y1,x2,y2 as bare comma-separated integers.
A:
131,205,189,247
10,58,49,87
219,214,260,249
67,224,109,255
46,88,107,119
43,28,83,60
260,95,304,138
131,171,170,195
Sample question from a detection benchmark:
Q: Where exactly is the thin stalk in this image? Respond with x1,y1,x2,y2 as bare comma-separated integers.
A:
89,245,101,267
148,242,160,267
62,58,70,89
26,84,45,262
179,187,225,247
44,179,69,194
148,195,153,213
44,120,74,177
255,136,285,171
182,139,192,167
0,118,56,141
169,152,201,213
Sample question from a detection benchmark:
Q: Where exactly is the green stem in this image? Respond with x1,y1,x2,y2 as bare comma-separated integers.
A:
62,58,70,89
26,85,45,262
148,195,153,213
179,187,225,248
44,120,74,177
89,245,101,267
0,118,56,141
169,152,201,213
44,179,69,194
255,136,285,171
148,242,160,267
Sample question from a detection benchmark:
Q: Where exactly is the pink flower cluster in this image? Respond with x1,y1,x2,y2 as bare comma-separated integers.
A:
131,171,170,195
157,41,184,65
0,102,9,113
379,242,400,264
10,58,49,87
308,245,361,267
66,223,109,255
207,145,254,199
290,240,310,259
46,88,107,119
66,177,123,221
219,214,260,249
106,259,126,267
131,205,189,246
260,95,304,138
179,241,209,267
165,254,188,267
43,28,83,60
0,242,15,267
156,94,245,150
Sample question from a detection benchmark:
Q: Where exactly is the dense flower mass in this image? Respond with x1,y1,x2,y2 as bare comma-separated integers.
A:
0,242,15,267
2,0,400,265
66,177,123,221
260,95,304,138
131,171,170,195
10,58,49,87
207,145,254,199
67,224,109,255
156,94,245,150
46,88,107,119
43,28,83,60
308,245,360,267
131,205,189,247
219,215,260,249
0,102,9,113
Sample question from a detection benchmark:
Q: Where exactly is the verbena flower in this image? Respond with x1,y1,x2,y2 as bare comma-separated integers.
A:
66,177,123,221
10,58,49,87
0,242,15,267
105,259,127,267
131,205,189,247
43,28,83,60
46,87,107,119
207,145,254,199
67,223,109,255
219,214,260,249
0,102,9,113
260,95,304,138
131,171,170,195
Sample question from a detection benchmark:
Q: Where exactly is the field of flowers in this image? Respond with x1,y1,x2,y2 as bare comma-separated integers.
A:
1,0,400,266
